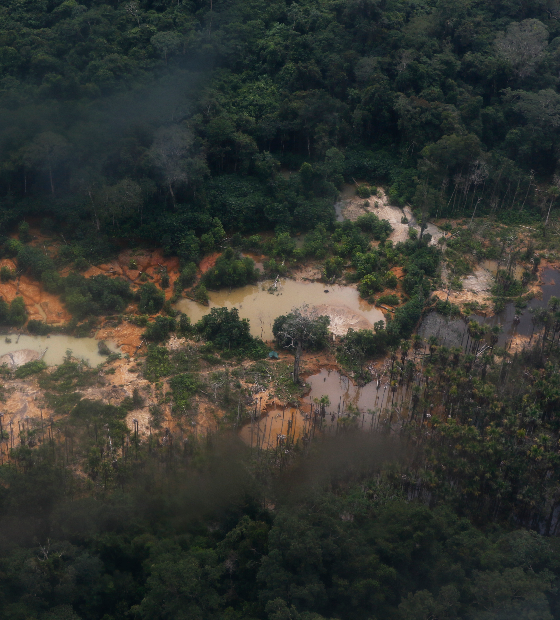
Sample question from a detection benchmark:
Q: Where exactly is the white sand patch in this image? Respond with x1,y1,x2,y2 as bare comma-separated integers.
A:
313,303,373,336
339,187,445,246
0,349,42,369
462,267,494,294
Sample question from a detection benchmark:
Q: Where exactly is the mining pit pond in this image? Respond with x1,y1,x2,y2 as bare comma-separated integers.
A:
0,334,119,367
480,259,525,280
242,269,560,449
176,279,385,341
240,369,398,449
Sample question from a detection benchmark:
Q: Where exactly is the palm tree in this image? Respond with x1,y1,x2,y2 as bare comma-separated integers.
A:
489,325,501,352
428,335,439,360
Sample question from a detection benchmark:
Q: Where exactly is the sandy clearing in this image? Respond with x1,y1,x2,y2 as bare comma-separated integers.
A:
339,187,445,246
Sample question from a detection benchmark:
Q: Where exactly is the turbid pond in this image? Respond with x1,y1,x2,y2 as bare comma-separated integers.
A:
240,406,308,449
240,369,401,449
0,334,119,367
176,279,385,341
242,268,560,449
480,259,525,280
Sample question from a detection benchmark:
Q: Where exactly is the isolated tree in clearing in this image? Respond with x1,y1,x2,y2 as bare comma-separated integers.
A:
273,305,330,383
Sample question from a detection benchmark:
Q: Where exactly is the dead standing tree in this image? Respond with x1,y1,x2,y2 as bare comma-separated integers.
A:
495,18,549,79
274,305,330,384
148,125,193,207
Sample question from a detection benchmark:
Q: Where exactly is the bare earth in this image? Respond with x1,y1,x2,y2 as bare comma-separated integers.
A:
0,349,42,369
340,187,445,246
434,264,494,308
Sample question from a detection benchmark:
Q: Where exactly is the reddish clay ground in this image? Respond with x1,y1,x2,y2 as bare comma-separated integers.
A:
95,323,145,356
198,251,220,274
0,241,184,332
82,248,181,300
0,258,72,324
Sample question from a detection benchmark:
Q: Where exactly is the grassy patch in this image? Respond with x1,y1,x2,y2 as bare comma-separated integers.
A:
169,373,201,418
39,359,97,393
144,345,171,382
14,360,47,379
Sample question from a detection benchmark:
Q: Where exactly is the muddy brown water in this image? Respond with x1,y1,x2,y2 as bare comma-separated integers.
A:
480,259,525,280
240,270,560,449
307,369,380,412
240,370,402,449
482,267,560,342
298,270,560,437
240,407,308,449
176,279,385,341
0,334,119,367
305,369,405,426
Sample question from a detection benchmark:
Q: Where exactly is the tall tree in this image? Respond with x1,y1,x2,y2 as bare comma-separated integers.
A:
148,125,193,207
495,19,549,79
273,305,329,383
24,132,71,196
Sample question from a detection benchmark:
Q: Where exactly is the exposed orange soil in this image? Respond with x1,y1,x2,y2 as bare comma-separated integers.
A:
292,260,324,282
95,322,145,356
432,288,492,313
508,333,532,353
0,236,184,331
0,258,72,324
300,347,339,379
82,248,181,300
198,251,221,274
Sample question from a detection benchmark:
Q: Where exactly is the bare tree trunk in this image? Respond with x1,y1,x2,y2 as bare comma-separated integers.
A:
544,197,555,237
48,165,54,195
510,177,521,210
293,341,302,383
519,172,534,212
88,190,100,231
470,197,481,227
168,182,176,208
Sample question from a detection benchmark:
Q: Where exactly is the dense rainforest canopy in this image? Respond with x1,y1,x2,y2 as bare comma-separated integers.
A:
5,1,560,619
2,0,560,256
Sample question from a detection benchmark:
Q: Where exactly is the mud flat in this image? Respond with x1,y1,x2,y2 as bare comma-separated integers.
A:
176,279,385,341
0,349,43,369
